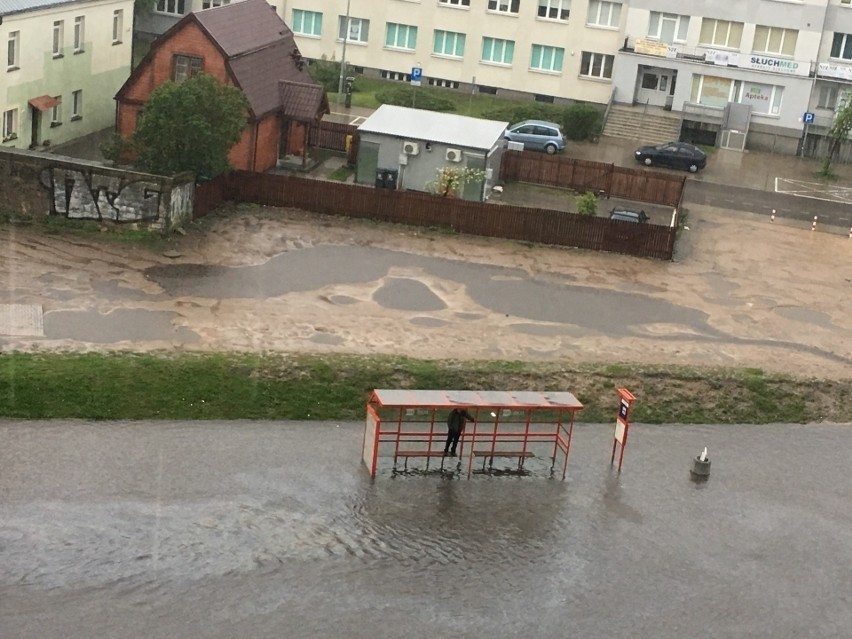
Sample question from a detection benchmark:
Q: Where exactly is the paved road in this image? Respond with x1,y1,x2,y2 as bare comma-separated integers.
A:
685,180,852,229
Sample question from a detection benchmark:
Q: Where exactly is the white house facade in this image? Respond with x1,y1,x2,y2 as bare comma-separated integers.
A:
1,0,134,149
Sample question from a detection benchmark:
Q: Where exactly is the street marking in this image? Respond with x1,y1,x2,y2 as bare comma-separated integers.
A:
0,304,44,336
774,177,852,204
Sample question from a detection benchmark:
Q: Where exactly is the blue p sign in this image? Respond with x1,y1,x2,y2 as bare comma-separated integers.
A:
803,112,815,124
411,67,423,86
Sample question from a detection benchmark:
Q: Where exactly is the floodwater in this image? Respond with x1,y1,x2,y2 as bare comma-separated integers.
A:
1,420,851,638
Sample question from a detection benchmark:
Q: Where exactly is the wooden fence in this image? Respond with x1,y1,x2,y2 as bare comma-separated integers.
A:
309,121,359,165
194,171,677,260
500,151,686,208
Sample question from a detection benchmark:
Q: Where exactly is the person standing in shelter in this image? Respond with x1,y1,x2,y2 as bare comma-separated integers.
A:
444,407,475,457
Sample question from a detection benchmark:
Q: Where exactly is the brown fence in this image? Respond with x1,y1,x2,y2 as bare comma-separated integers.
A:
195,171,676,260
500,151,686,208
309,121,359,165
193,177,228,220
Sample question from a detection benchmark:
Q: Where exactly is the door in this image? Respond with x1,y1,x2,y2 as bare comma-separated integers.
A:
636,68,675,107
30,106,40,148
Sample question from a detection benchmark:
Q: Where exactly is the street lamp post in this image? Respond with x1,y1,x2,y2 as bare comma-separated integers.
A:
337,0,352,107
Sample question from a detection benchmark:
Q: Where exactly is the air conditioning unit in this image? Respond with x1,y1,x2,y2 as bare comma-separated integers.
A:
402,141,420,155
445,148,463,163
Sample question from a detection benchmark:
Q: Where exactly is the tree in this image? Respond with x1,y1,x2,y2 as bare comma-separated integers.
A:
427,166,487,198
820,99,852,177
576,192,598,216
133,73,249,178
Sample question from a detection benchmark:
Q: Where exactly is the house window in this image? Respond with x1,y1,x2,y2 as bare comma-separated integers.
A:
113,10,123,44
487,0,520,14
439,0,470,6
173,55,202,82
385,23,417,50
2,108,18,140
293,10,322,36
648,12,689,44
530,44,564,72
831,33,852,60
72,90,83,119
53,21,64,56
428,77,460,88
587,1,621,28
538,0,570,20
338,17,369,43
753,26,797,56
433,30,465,57
201,0,230,8
7,31,20,69
51,97,62,126
481,37,514,65
699,18,743,49
738,82,783,115
580,51,613,79
156,0,186,16
73,17,85,52
817,85,838,109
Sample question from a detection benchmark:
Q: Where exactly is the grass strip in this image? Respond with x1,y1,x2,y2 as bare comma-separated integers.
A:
0,353,849,423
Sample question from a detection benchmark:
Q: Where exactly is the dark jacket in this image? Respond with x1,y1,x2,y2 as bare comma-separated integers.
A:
447,408,474,432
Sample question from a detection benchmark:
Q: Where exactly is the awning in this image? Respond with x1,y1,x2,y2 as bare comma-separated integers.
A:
28,95,60,111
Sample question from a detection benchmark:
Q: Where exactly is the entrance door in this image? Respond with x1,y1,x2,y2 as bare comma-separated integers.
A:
636,68,676,107
30,106,40,148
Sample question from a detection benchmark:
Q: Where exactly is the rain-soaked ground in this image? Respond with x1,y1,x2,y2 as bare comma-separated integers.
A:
1,420,851,638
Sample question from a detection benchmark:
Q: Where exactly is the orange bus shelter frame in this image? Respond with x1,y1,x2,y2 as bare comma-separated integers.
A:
363,389,584,479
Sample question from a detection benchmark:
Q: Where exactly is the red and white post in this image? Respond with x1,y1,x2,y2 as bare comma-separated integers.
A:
610,388,636,472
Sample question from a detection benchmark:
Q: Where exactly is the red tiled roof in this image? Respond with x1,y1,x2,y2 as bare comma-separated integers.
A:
193,0,288,57
278,81,330,122
28,95,60,111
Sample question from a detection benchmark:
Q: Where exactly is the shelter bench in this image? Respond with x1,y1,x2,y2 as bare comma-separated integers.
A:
472,450,534,472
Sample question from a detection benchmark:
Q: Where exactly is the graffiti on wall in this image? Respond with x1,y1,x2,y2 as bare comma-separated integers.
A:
39,165,163,222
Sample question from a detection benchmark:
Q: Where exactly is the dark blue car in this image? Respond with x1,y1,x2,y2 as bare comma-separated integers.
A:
634,141,707,173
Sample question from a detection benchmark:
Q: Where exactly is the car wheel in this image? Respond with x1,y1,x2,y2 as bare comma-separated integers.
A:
545,143,557,155
643,158,652,166
688,164,698,173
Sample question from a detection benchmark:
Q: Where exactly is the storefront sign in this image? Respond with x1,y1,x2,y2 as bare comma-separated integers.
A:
704,49,740,67
818,62,852,81
746,55,808,77
634,39,677,58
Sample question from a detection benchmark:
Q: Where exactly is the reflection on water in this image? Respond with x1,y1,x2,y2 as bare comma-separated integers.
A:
1,420,851,638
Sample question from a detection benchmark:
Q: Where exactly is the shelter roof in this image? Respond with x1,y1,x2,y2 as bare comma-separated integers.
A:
357,105,509,151
370,389,583,410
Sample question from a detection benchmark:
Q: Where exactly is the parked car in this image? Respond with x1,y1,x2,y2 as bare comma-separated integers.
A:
504,120,566,154
634,141,707,173
609,207,649,223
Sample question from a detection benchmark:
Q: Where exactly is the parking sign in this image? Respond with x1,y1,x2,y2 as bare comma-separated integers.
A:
410,67,422,87
803,112,815,124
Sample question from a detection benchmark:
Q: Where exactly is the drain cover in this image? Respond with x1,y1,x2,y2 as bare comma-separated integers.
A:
0,304,44,336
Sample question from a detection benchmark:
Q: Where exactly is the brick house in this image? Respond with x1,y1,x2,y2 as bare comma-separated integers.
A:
114,0,328,172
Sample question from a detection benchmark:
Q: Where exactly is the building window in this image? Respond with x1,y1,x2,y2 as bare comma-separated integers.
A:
338,17,369,43
478,85,499,94
842,0,851,5
753,26,797,56
380,70,410,81
7,31,20,69
113,10,123,44
73,17,85,52
173,55,202,82
72,90,83,119
2,108,17,140
155,0,186,16
530,44,564,72
538,0,570,20
439,0,470,6
535,93,554,103
699,19,743,49
428,77,460,88
648,12,689,44
831,33,852,61
481,37,514,64
587,1,621,28
385,23,417,50
50,97,62,126
293,9,322,36
487,0,520,14
53,21,64,56
433,30,465,57
580,51,613,79
817,85,838,109
201,0,229,8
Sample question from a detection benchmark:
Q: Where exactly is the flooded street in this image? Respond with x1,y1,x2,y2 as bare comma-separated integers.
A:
1,420,851,638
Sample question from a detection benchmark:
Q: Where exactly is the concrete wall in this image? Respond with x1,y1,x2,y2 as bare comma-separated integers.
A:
0,147,194,231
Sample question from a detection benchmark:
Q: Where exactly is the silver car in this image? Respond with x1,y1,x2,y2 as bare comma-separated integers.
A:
504,119,566,154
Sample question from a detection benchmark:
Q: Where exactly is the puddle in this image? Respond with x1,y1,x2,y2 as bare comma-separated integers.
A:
44,308,200,344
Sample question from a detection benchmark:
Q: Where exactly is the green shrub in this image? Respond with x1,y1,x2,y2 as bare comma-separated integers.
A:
308,58,343,93
374,86,455,112
577,192,598,216
560,104,603,141
481,102,603,141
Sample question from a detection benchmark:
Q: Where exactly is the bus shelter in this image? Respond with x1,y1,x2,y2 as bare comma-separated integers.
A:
363,389,584,479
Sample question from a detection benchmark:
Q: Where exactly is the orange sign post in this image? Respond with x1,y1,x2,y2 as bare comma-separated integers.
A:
611,388,636,471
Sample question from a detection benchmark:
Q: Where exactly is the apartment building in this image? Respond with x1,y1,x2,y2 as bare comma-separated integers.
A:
1,0,134,149
284,0,626,106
